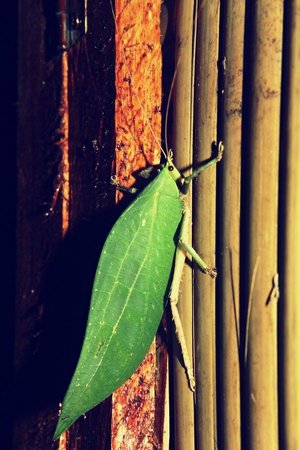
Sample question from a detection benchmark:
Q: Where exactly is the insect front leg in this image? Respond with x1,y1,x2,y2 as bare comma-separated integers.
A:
110,175,138,194
183,141,224,190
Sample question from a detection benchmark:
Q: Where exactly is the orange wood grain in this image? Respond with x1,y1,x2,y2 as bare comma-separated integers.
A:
115,0,162,193
112,0,165,448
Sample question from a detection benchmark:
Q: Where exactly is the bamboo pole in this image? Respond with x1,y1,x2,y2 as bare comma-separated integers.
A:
281,1,300,448
245,1,283,449
192,1,220,449
172,1,196,449
218,1,245,449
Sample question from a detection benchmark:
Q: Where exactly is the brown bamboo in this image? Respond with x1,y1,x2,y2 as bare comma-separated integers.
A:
219,1,245,449
172,0,196,449
245,1,283,449
192,1,220,449
281,1,300,448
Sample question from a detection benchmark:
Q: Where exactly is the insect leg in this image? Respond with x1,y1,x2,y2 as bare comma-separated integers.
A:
169,208,195,392
138,165,162,179
178,206,217,278
110,176,138,194
169,202,218,391
184,141,224,187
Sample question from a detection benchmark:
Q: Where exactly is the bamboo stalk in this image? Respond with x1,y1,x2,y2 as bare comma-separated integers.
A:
192,1,220,449
245,1,283,449
281,1,300,448
218,1,245,449
171,1,196,449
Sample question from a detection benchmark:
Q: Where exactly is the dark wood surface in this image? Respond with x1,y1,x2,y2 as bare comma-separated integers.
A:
1,1,18,449
10,1,117,448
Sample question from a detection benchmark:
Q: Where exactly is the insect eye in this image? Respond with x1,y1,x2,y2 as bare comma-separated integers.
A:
168,165,174,171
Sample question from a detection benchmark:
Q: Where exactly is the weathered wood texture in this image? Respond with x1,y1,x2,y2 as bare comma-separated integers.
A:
15,1,115,448
10,1,300,449
112,1,165,448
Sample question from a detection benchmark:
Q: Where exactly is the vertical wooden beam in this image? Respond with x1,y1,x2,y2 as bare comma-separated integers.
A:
112,1,165,448
16,1,115,448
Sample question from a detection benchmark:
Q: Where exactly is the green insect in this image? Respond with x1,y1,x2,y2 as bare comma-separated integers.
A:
54,144,223,439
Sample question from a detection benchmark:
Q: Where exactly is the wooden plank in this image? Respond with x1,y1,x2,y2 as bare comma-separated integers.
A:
15,1,115,448
112,0,165,448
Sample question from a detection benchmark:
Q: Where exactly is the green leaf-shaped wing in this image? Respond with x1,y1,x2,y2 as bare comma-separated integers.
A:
54,167,183,438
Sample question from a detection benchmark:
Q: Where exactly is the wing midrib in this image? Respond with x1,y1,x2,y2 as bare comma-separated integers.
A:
82,192,159,389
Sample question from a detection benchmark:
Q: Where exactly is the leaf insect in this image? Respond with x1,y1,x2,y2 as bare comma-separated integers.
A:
54,135,223,438
54,4,224,441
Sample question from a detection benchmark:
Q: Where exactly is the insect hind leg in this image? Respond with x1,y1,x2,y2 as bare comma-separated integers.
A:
169,206,195,391
169,225,196,391
169,204,217,392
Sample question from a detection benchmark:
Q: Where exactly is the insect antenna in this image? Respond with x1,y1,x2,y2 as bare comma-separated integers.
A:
164,64,179,161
